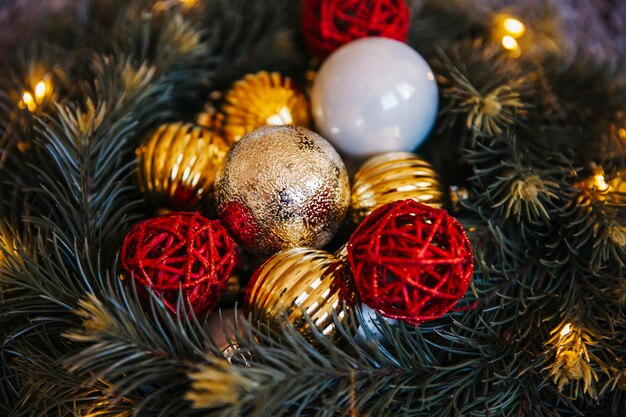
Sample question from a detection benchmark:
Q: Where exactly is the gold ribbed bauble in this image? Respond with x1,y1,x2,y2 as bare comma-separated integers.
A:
222,71,310,143
350,152,446,225
136,122,229,210
244,248,357,342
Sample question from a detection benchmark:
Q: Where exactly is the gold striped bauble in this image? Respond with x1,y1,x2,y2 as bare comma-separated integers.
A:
244,247,357,343
350,152,445,226
136,122,229,210
222,71,310,143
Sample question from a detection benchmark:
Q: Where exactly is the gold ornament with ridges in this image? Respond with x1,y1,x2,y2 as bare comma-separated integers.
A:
350,152,445,225
136,122,229,210
244,247,357,343
222,71,310,143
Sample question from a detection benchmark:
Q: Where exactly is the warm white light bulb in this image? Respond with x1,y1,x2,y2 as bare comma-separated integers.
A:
34,81,46,100
594,174,608,191
179,0,197,8
501,35,518,50
22,91,34,105
560,323,572,337
22,91,37,111
503,18,525,37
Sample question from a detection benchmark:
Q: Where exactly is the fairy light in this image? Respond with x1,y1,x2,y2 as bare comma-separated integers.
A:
20,76,52,112
503,18,526,37
21,92,35,111
494,14,525,57
179,0,197,9
34,80,47,100
501,35,518,50
547,321,598,396
577,167,614,201
593,174,609,192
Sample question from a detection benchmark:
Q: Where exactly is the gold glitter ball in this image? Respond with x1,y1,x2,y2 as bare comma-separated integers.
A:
244,247,357,343
214,125,349,256
136,122,229,210
350,152,446,226
222,71,310,143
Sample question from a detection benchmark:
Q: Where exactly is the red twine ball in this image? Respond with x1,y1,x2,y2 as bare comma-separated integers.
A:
301,0,410,60
120,212,237,317
347,200,474,325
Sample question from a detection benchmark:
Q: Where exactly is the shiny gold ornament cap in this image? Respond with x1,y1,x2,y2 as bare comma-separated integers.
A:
244,247,357,343
350,152,446,226
136,122,229,210
222,71,311,143
214,125,350,257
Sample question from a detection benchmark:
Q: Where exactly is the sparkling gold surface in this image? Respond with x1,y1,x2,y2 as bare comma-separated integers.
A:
136,122,229,210
350,152,445,225
222,71,310,143
245,247,356,342
215,125,349,256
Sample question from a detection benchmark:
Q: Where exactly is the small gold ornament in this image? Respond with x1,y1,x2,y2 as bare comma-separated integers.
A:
215,126,349,256
244,247,357,343
136,122,229,210
349,152,446,226
222,71,310,143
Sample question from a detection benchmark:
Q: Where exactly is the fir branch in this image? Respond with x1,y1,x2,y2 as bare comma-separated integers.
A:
202,0,307,88
432,39,531,138
0,0,625,416
406,0,491,53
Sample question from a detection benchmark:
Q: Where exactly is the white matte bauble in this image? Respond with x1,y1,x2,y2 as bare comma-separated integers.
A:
311,37,438,158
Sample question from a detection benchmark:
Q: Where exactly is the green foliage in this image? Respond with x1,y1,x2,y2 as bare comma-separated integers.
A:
0,0,624,416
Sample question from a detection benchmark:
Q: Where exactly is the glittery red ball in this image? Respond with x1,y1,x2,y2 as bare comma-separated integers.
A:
120,212,237,317
347,200,474,325
301,0,410,60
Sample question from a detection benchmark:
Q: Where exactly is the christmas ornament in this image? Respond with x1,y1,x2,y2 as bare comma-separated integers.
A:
347,200,473,325
301,0,410,60
214,125,350,256
120,212,237,317
136,122,229,210
355,304,397,345
244,247,357,342
205,308,247,361
222,71,310,143
311,37,438,158
350,152,446,226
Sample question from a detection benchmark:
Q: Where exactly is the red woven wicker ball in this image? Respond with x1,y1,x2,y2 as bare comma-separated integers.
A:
120,212,237,317
347,200,474,325
301,0,410,60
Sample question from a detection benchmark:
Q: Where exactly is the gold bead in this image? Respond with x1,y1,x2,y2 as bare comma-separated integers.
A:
350,152,446,225
245,248,357,343
222,71,310,143
136,122,229,210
